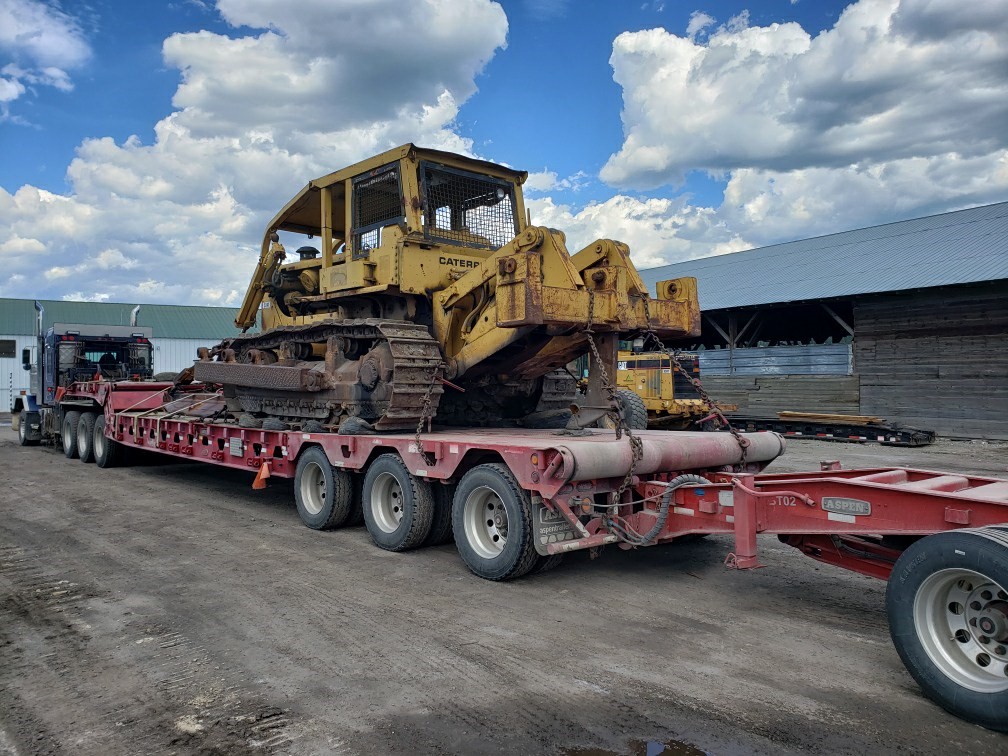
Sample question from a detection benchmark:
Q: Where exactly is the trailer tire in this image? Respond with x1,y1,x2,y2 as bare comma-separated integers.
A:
293,446,354,530
345,473,365,526
598,389,648,431
886,528,1008,732
93,415,121,468
18,411,40,446
424,482,456,547
362,454,433,551
532,554,565,574
62,411,81,459
77,412,98,463
453,463,539,581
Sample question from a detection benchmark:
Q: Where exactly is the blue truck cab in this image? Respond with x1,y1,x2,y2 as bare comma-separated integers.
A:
14,312,153,445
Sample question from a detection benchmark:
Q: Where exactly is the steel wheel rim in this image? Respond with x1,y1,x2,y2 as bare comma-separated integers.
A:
371,471,404,533
94,426,105,458
77,420,89,453
299,462,326,516
913,567,1008,692
463,486,508,559
18,416,26,443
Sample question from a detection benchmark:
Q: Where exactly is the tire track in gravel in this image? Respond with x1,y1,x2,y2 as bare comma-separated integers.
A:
0,542,302,755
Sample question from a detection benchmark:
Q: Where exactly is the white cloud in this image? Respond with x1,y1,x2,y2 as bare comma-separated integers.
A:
685,11,714,40
604,0,1008,186
1,0,508,304
593,0,1008,262
525,169,590,194
0,0,91,117
62,291,110,303
525,170,558,192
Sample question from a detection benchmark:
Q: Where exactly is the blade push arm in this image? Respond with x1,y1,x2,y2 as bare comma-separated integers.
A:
235,234,286,331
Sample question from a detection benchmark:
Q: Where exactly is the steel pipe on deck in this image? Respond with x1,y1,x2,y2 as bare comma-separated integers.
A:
554,430,785,481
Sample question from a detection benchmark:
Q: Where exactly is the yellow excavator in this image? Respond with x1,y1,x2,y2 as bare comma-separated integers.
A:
195,144,700,431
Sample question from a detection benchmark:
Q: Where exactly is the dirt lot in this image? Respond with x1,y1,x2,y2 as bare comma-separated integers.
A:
1,427,1006,755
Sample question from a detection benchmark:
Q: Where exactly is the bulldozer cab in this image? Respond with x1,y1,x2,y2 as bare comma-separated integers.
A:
235,144,528,331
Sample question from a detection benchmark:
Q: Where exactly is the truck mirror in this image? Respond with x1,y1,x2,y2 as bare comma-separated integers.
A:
21,347,31,370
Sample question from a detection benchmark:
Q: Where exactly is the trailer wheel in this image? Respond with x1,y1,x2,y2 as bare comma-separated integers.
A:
294,446,354,530
598,389,648,431
532,553,565,574
18,411,40,446
453,463,539,581
62,411,81,459
77,412,98,463
886,528,1008,732
362,454,433,551
345,473,365,526
93,415,121,468
423,482,456,547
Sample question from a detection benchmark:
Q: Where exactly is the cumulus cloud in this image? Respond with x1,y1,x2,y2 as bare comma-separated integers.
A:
1,0,508,303
592,0,1008,260
0,0,91,117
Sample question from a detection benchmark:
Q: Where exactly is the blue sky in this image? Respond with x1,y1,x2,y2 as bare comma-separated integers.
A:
1,0,1006,305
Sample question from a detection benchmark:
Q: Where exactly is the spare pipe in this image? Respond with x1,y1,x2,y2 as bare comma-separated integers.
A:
554,430,785,482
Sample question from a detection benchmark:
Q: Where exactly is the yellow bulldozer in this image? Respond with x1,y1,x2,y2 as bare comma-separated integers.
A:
194,145,700,431
615,349,734,429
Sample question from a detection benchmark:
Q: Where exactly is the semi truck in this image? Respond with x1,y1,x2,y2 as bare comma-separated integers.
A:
13,301,155,455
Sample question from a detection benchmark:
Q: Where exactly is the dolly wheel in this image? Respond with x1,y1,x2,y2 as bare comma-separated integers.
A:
887,527,1008,732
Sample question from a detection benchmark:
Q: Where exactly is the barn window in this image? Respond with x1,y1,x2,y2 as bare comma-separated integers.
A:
0,340,15,358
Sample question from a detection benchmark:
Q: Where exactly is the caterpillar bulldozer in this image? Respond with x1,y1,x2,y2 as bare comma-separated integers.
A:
194,144,700,431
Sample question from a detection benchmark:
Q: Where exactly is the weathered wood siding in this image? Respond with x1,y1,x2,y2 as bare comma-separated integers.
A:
701,375,860,415
854,282,1008,439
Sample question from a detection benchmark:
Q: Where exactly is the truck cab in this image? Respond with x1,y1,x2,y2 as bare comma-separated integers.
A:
14,321,154,444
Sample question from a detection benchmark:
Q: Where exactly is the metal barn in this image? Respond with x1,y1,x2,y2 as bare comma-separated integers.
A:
640,202,1008,440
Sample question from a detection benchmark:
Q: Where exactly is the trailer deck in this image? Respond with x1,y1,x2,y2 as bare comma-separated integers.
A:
35,378,1008,732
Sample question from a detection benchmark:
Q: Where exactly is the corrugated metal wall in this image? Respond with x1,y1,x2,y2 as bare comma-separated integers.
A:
854,282,1008,439
1,335,35,413
150,338,216,375
699,344,852,376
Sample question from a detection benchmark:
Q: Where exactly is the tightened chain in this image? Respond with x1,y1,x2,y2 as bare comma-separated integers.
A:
414,361,445,467
584,289,643,506
640,296,749,470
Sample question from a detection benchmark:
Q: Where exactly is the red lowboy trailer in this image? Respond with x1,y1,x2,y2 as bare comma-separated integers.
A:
46,379,1008,732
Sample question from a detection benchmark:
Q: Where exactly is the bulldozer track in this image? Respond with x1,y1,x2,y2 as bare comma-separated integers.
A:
211,319,444,431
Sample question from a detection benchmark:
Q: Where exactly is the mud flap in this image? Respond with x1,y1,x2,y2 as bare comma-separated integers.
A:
532,500,580,556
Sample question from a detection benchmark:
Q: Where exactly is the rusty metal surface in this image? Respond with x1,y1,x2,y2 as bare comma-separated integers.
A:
194,361,324,392
550,430,785,481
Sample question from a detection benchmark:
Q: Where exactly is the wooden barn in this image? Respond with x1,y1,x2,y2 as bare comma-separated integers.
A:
639,202,1008,440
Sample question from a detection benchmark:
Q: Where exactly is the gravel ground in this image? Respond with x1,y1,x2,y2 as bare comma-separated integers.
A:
1,429,1006,755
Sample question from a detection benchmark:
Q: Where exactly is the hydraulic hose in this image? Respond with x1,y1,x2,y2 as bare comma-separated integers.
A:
609,474,711,546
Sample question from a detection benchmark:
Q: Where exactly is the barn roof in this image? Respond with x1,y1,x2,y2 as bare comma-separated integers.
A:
0,298,241,339
639,201,1008,311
